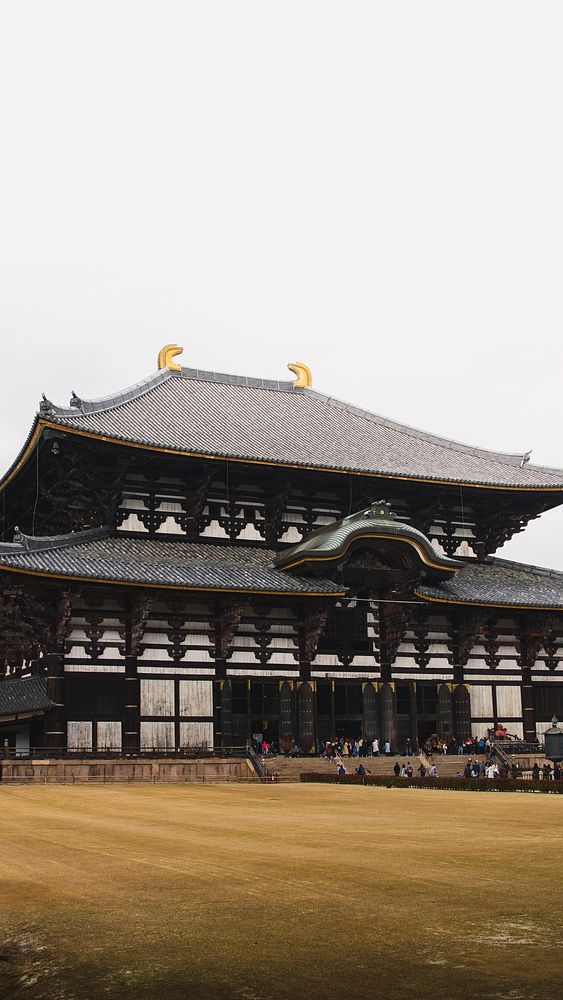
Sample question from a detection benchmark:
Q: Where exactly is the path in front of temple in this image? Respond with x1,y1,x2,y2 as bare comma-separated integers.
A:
0,784,561,1000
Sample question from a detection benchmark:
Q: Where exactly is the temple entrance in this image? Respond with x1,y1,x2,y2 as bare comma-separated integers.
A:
416,683,438,746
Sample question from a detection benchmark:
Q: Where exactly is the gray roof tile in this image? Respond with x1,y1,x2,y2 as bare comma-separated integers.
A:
0,675,53,718
418,558,563,608
0,530,343,595
35,367,563,489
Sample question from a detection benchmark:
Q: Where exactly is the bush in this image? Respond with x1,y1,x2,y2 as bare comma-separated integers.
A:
299,773,563,793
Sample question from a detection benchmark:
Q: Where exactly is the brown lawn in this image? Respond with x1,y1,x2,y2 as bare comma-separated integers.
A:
0,783,561,1000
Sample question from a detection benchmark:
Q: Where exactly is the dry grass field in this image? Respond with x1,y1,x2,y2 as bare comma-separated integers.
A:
0,784,561,1000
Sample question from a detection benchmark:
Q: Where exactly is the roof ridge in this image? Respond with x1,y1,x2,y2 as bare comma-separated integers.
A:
0,526,109,555
488,556,563,580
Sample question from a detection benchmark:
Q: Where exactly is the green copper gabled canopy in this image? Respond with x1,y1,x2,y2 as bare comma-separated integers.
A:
274,501,464,581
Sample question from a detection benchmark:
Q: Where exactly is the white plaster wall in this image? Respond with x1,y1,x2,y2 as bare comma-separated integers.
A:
228,668,299,677
140,721,175,749
470,685,494,718
119,512,148,532
178,679,213,717
495,686,522,720
179,721,214,748
65,665,125,673
140,678,175,716
67,721,93,750
97,721,122,750
138,666,215,676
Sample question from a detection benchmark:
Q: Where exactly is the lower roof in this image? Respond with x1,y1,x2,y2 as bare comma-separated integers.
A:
0,530,561,609
0,675,54,719
417,557,563,609
0,531,343,597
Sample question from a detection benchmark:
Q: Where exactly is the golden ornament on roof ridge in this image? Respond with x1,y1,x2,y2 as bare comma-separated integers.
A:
158,344,183,371
287,362,312,388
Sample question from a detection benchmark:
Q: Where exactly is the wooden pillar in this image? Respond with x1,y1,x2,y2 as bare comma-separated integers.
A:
297,681,315,753
521,667,536,743
44,651,65,751
123,649,139,754
362,681,380,742
437,683,453,740
219,678,232,748
379,681,397,750
279,679,295,752
453,684,471,741
409,683,418,747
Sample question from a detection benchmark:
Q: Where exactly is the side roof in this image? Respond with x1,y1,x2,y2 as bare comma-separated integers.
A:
417,557,563,609
0,675,54,718
4,364,563,491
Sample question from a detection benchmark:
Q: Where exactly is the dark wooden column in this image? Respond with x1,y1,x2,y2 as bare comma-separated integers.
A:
124,592,152,754
437,683,453,740
279,680,295,752
44,590,72,752
447,612,485,742
362,681,380,742
517,621,544,743
452,685,471,741
297,681,315,753
213,602,243,747
409,682,418,747
219,679,232,747
379,682,397,750
44,650,65,751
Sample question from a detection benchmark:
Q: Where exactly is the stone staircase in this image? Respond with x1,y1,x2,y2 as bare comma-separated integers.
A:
261,753,498,782
262,754,426,782
423,754,488,777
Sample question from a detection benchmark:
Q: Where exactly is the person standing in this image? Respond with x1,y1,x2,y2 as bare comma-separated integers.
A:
372,738,379,756
384,740,391,756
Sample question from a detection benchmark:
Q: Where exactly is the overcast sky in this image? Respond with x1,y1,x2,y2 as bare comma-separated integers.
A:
0,2,561,568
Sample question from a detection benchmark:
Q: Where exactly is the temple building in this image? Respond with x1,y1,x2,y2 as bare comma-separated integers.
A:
0,345,562,755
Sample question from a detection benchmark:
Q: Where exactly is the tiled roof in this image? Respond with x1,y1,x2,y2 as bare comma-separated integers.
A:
0,530,343,596
32,367,563,489
0,675,53,718
418,558,563,609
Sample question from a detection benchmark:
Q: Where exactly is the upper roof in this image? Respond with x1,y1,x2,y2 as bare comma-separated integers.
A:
0,675,54,719
0,529,343,597
18,363,563,491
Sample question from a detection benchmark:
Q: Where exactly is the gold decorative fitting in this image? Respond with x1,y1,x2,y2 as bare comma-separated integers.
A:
287,362,312,388
157,344,183,371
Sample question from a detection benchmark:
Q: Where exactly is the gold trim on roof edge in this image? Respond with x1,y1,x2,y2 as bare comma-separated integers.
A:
1,420,563,494
279,533,462,574
414,590,563,611
0,562,345,598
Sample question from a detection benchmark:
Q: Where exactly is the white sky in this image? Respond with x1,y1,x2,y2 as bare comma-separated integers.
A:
0,1,561,567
